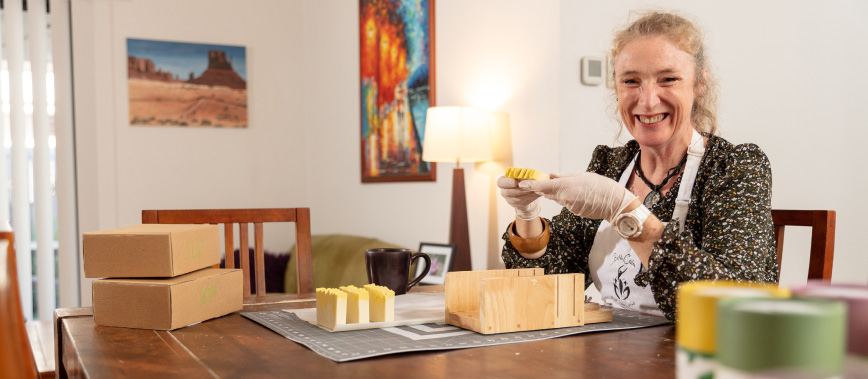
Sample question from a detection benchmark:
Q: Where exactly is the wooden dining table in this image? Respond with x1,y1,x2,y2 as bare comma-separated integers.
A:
55,285,676,378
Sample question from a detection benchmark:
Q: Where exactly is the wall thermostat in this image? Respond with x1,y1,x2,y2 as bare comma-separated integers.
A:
581,55,605,86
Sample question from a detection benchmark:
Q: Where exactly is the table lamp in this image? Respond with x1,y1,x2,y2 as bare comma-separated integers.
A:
423,106,493,272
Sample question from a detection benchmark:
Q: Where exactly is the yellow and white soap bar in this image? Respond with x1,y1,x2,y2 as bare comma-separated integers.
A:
363,283,395,322
339,285,370,324
505,167,549,180
316,288,347,329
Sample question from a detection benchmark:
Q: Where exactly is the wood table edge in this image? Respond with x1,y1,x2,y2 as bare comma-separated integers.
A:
55,308,92,379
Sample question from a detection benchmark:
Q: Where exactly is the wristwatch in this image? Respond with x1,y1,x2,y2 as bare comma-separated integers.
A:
613,205,651,239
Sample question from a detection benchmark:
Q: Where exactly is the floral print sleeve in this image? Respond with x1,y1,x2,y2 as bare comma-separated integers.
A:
501,207,602,288
635,139,778,321
502,134,778,323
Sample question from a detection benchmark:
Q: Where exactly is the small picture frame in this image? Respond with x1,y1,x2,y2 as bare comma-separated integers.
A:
415,242,456,285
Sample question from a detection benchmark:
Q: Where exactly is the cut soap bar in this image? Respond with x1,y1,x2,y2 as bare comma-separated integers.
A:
364,284,395,322
316,288,347,329
505,167,549,180
339,285,370,324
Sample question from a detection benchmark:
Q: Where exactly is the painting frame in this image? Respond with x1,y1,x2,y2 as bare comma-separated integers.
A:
415,242,455,285
359,0,437,183
126,38,248,128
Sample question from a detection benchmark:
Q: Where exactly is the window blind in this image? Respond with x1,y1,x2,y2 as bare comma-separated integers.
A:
2,0,79,320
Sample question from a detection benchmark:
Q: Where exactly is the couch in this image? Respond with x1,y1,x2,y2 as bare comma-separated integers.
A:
284,234,408,293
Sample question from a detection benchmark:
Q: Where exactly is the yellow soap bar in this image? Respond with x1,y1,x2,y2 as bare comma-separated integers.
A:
339,285,370,324
363,284,395,322
505,167,549,180
316,288,347,329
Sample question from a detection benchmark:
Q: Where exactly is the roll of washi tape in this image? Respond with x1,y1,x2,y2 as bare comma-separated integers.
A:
792,282,868,356
716,297,846,378
676,281,790,379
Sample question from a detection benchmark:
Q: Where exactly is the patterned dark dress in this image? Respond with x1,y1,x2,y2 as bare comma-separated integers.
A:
501,134,779,322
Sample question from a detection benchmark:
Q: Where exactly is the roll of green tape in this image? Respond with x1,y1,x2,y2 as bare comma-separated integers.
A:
716,297,846,377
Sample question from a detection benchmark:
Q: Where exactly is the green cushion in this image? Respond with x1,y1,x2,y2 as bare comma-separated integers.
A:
284,234,408,293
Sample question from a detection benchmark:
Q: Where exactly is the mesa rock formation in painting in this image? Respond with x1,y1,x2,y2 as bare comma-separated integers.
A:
188,51,247,90
128,49,247,127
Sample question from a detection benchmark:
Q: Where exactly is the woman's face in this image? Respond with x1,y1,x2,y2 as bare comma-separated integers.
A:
615,35,700,150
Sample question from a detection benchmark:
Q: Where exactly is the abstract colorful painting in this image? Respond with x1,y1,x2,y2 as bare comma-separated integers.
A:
360,0,435,182
127,38,247,127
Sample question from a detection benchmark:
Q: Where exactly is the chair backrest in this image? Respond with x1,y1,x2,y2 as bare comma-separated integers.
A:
142,208,313,297
0,230,40,379
771,209,836,281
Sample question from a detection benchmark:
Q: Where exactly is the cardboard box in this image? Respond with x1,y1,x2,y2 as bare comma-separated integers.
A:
92,268,243,330
84,224,220,278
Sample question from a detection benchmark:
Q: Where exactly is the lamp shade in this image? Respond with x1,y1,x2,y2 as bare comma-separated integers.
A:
422,106,493,163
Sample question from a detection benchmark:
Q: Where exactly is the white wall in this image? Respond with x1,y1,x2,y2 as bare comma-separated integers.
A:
560,0,868,286
300,0,562,272
71,0,866,304
71,0,308,304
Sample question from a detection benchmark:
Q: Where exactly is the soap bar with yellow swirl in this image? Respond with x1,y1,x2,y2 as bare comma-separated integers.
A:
315,288,347,329
505,167,549,180
363,283,395,322
339,285,370,324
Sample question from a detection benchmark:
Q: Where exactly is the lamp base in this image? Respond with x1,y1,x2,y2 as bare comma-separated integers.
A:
450,167,472,271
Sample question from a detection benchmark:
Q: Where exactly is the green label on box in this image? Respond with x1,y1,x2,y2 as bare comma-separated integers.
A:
200,280,219,306
188,239,203,261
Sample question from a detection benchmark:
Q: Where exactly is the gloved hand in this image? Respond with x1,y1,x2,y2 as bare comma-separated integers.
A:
497,176,542,221
518,172,637,222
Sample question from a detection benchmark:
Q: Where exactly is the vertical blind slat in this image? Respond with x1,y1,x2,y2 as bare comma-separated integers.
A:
5,0,34,320
51,0,82,308
30,0,55,322
0,2,8,224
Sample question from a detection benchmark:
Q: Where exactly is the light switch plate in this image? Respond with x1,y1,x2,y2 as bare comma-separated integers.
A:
581,55,605,86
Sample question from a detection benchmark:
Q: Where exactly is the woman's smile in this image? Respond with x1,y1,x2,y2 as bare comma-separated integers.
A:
636,113,668,125
615,35,699,150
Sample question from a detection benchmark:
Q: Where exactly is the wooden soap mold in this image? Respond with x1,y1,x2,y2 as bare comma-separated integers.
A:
445,268,612,334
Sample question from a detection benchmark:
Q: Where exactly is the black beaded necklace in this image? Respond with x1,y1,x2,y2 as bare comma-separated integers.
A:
634,150,688,209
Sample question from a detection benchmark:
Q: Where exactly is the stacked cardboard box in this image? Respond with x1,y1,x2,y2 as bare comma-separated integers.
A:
83,224,243,330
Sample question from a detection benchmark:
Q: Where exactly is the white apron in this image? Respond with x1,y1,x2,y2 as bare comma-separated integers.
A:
588,130,705,316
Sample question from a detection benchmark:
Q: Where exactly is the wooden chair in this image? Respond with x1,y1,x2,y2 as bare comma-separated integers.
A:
1,230,40,379
142,208,313,297
771,209,836,281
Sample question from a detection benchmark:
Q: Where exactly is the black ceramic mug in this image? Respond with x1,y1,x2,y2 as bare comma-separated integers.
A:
365,248,431,295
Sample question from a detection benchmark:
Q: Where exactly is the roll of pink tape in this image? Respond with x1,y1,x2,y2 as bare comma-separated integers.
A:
792,283,868,356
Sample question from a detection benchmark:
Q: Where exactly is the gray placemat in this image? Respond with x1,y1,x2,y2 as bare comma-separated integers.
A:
242,309,670,362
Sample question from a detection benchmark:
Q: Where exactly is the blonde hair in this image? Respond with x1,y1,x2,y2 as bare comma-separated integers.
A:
610,11,720,135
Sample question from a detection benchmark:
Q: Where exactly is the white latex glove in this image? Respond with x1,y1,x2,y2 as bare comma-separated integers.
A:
518,172,637,222
496,176,542,221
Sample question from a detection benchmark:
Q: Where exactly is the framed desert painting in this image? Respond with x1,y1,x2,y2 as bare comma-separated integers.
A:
359,0,436,182
127,38,248,127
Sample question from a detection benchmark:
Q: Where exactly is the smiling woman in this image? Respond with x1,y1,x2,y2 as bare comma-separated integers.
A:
497,11,777,324
615,36,699,152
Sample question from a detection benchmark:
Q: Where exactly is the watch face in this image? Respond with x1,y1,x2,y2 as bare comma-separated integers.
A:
619,217,640,237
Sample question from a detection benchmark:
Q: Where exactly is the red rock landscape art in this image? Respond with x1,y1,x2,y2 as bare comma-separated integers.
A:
127,39,247,127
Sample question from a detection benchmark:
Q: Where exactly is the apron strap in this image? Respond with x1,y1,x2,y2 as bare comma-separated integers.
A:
672,129,705,232
618,156,636,186
619,130,705,232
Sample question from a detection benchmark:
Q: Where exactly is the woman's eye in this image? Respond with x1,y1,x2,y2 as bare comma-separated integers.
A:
661,77,679,83
622,79,639,85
